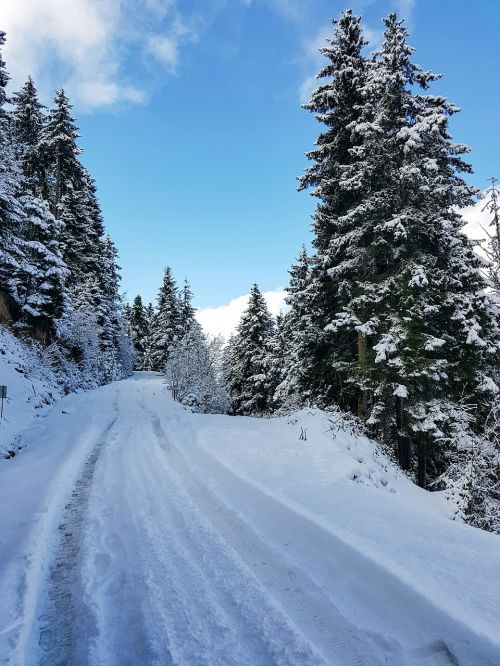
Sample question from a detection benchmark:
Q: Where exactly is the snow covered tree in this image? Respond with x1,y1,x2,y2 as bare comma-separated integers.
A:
0,32,25,307
38,88,83,214
142,302,156,371
130,294,148,370
301,12,500,483
150,267,182,371
11,77,46,196
274,247,314,410
166,322,228,413
225,284,275,415
297,10,369,411
13,196,67,342
481,177,500,298
10,77,67,341
178,278,196,337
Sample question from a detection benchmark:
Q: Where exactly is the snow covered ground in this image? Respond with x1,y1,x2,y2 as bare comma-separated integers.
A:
1,373,499,665
0,327,66,459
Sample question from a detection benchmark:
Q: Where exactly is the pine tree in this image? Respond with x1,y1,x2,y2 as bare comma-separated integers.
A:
13,195,67,342
130,294,148,370
142,302,156,371
166,321,228,413
481,177,500,297
302,12,500,483
38,88,84,213
11,77,67,341
178,278,196,336
274,247,313,409
11,77,46,195
225,284,275,415
150,267,182,371
0,32,25,307
297,10,369,411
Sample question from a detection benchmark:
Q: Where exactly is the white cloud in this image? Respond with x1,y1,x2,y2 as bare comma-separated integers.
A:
1,0,195,108
396,0,416,20
197,289,287,339
146,17,197,73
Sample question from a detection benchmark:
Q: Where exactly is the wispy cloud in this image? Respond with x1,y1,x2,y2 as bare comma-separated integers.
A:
146,17,197,74
1,0,197,109
396,0,416,20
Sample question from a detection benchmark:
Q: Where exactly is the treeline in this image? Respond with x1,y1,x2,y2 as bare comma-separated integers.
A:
0,32,132,387
223,12,500,533
126,268,227,413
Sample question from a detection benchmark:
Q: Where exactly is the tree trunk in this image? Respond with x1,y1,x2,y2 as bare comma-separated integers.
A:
416,432,427,488
397,396,412,470
357,331,368,417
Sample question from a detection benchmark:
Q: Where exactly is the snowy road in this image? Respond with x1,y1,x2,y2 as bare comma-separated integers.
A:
1,374,500,665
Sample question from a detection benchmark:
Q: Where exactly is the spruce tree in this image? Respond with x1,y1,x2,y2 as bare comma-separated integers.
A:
11,77,67,341
298,10,369,411
302,12,500,483
274,247,313,409
130,294,148,370
150,267,182,371
13,195,67,342
38,89,84,213
225,284,275,415
142,302,156,371
11,77,46,195
482,177,500,298
0,32,25,305
178,278,196,336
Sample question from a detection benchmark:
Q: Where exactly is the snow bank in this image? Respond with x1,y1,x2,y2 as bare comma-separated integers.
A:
173,403,500,664
0,327,65,458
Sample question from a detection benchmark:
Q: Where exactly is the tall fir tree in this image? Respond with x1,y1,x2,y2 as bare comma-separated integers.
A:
297,10,369,411
225,284,275,415
150,267,182,371
301,12,500,484
142,302,156,371
11,77,67,341
178,278,196,337
274,247,313,409
11,76,46,195
130,294,148,370
0,31,25,306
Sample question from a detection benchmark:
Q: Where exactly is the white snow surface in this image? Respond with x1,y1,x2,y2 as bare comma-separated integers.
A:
1,373,499,665
0,327,65,458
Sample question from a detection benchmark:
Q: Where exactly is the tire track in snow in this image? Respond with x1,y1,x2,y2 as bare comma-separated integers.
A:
140,399,370,665
33,398,120,666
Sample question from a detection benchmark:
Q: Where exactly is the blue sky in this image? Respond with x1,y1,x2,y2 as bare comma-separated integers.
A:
3,0,500,312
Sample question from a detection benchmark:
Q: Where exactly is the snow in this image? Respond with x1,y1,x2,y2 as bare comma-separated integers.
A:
0,327,65,458
1,373,499,665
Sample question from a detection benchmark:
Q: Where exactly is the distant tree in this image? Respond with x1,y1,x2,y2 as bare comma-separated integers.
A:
178,278,196,336
130,295,148,369
166,322,228,413
150,267,182,370
225,284,275,415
